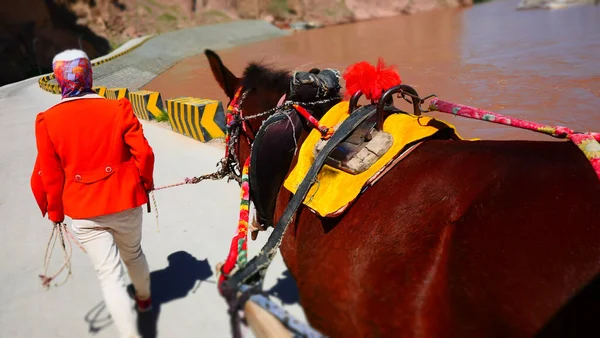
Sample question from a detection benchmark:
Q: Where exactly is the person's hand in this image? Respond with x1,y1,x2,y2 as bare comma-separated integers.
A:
50,219,64,226
142,180,154,193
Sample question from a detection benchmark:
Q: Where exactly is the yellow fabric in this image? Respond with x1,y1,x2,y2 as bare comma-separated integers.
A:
283,101,467,217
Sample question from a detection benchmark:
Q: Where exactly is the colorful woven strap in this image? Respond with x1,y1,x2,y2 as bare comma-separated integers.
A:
219,157,251,286
429,98,600,179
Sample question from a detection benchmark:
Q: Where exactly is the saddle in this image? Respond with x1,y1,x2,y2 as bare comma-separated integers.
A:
290,68,403,174
315,108,398,175
283,101,466,218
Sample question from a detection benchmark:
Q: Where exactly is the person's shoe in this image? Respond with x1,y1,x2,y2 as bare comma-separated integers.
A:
135,296,153,313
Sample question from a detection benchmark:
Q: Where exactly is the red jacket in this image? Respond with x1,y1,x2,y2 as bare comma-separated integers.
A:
31,95,155,222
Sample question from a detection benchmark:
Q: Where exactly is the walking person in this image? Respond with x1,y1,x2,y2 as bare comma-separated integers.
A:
30,49,155,338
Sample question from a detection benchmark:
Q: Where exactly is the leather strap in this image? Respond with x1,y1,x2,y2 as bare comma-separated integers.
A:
223,104,379,290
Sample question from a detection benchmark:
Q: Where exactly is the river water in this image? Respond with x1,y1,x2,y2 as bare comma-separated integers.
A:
143,0,600,141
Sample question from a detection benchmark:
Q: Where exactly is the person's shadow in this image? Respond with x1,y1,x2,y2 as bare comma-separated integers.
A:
267,270,300,306
84,250,213,337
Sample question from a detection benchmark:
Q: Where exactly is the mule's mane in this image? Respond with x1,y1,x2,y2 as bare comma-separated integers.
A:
240,62,291,94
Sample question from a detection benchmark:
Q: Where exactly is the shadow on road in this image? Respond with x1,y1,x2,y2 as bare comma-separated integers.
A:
84,250,214,337
267,270,300,306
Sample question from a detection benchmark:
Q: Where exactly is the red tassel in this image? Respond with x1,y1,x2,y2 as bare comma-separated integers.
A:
375,58,402,98
343,58,402,101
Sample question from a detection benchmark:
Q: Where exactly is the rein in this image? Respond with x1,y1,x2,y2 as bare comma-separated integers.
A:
133,81,338,336
144,82,340,336
374,85,600,179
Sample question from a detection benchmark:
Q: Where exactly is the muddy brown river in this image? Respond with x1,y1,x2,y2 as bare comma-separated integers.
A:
143,0,600,141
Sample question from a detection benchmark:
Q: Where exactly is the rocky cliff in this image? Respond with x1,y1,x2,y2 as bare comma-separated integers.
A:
0,0,111,86
0,0,473,86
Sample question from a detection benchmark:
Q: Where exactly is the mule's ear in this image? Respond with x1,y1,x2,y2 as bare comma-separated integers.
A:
204,49,240,99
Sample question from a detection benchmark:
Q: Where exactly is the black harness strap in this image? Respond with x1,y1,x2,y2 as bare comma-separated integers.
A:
223,283,264,338
223,104,378,293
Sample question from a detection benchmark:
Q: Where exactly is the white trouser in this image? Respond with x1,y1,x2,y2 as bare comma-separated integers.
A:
71,206,151,338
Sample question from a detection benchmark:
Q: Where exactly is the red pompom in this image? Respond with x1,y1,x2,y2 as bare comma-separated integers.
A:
343,61,377,100
343,58,402,101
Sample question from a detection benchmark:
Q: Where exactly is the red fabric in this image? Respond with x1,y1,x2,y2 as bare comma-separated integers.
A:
31,97,155,222
343,58,402,101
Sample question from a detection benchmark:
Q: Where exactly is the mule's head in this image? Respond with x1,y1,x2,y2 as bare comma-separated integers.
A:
204,49,291,165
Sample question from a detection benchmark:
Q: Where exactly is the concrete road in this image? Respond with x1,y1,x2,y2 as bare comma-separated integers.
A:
0,71,306,338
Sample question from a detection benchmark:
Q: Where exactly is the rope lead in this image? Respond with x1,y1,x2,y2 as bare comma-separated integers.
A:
40,222,86,289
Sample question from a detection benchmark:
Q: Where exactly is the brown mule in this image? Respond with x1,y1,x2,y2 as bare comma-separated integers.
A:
204,49,600,338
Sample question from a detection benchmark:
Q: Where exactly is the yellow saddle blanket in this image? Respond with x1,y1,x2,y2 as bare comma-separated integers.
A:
283,101,465,217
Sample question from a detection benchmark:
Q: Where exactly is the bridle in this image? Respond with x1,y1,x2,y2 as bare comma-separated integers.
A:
223,86,290,183
222,86,266,184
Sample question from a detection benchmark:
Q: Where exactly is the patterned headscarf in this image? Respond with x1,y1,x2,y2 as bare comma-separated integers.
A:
52,49,95,98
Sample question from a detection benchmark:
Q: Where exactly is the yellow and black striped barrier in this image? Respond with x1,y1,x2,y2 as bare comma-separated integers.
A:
166,97,226,142
129,90,164,121
92,86,107,97
43,83,60,94
37,76,59,94
105,88,129,100
38,75,61,94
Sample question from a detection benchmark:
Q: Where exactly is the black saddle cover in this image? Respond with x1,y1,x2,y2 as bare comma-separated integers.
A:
249,68,343,227
249,109,304,227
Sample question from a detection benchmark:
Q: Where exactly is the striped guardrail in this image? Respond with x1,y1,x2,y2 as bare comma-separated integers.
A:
105,88,129,100
165,97,226,142
92,86,107,97
129,90,164,121
76,87,227,143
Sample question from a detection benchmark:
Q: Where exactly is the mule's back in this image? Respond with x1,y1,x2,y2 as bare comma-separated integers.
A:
278,138,600,338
